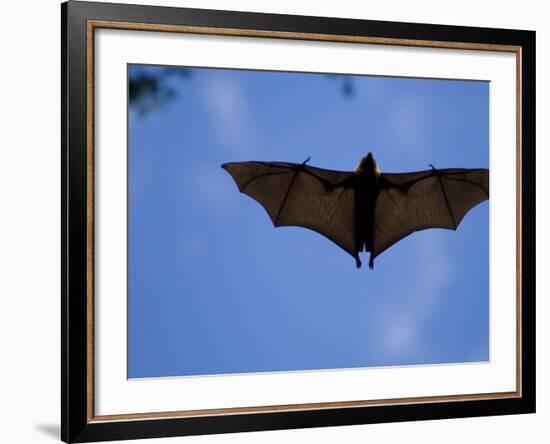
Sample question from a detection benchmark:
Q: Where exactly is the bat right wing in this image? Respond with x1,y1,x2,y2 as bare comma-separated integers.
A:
222,161,357,260
372,168,489,261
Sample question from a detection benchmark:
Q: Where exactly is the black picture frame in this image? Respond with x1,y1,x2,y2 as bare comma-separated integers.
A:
61,1,536,442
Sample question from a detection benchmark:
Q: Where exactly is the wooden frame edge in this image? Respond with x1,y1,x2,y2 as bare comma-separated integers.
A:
89,19,522,52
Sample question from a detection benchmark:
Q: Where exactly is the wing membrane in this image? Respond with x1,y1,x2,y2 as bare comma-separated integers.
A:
222,161,357,258
372,168,489,258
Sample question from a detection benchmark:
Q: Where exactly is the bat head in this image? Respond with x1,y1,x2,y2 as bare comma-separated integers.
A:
355,152,381,177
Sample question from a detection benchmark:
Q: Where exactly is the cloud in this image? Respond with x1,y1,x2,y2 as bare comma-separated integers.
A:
413,236,453,310
182,162,236,213
199,76,257,157
387,93,431,154
370,235,454,359
178,230,210,264
355,76,389,105
381,314,420,353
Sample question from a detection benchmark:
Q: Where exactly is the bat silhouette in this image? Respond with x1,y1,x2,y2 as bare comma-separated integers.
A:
222,153,489,269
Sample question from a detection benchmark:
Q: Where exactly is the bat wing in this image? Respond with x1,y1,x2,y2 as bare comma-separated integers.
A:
372,168,489,260
222,161,357,259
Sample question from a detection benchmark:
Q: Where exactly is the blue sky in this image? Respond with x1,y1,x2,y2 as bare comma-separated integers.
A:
127,65,489,378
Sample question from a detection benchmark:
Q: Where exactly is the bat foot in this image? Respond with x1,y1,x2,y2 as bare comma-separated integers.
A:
355,257,362,268
368,255,374,270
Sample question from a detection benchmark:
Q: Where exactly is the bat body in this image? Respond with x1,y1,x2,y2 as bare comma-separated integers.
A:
222,153,489,269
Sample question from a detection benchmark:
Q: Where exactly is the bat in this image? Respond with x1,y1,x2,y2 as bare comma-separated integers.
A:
222,153,489,269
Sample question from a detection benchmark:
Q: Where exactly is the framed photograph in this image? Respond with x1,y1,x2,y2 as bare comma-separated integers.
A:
61,1,536,442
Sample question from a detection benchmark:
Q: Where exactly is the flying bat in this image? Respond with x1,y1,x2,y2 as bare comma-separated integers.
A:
222,153,489,269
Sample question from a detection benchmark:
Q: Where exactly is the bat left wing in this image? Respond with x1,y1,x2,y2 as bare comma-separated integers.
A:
372,168,489,261
222,161,358,260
